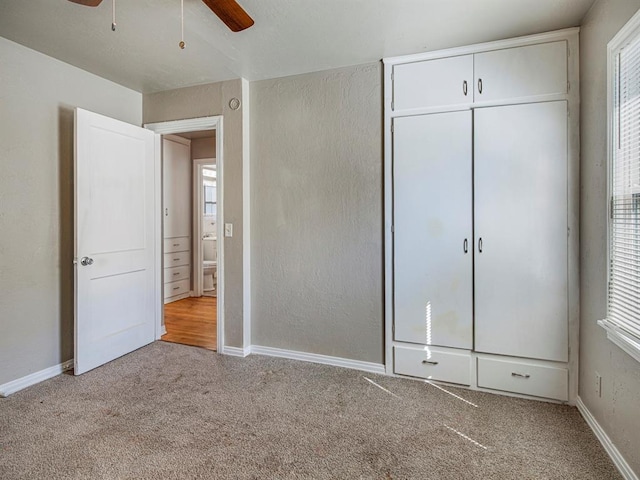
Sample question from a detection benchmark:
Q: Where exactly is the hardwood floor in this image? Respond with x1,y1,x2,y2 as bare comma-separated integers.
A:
162,297,217,351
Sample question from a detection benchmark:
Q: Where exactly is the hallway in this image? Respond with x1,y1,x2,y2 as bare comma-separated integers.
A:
162,297,216,351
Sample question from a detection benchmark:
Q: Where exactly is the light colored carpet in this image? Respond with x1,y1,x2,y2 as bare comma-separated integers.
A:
0,342,621,479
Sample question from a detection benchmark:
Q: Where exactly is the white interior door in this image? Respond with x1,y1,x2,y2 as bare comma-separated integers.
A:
393,111,473,349
474,101,568,362
75,108,157,375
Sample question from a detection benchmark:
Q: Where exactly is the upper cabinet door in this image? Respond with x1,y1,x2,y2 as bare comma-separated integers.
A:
393,55,473,111
474,41,567,102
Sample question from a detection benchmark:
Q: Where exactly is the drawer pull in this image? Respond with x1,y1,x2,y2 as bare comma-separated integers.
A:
422,360,439,366
173,272,180,276
511,372,531,379
173,258,180,261
173,243,180,247
173,286,180,291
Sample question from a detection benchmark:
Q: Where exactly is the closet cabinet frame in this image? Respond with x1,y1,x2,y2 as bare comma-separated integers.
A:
383,27,580,404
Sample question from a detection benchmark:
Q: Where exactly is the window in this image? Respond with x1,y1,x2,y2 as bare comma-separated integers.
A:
204,185,216,215
203,166,216,216
600,12,640,363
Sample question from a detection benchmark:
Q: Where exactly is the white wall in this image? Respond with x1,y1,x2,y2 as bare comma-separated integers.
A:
0,37,142,386
249,63,384,363
580,0,640,474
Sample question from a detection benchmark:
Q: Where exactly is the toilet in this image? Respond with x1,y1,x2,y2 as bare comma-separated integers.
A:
202,236,217,296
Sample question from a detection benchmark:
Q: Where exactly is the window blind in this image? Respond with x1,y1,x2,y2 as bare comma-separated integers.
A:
608,33,640,343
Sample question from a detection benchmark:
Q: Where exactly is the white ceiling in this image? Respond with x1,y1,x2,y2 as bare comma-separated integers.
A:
0,0,596,94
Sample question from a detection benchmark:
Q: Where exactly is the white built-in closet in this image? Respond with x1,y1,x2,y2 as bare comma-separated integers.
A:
163,135,192,304
384,28,579,403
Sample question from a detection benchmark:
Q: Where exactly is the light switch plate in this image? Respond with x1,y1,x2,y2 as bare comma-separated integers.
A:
224,223,233,237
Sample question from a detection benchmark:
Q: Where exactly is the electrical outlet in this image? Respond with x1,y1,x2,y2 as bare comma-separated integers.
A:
595,372,602,397
224,223,233,237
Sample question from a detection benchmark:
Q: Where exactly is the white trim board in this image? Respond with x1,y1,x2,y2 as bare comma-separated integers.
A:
576,396,639,480
250,345,386,375
0,360,74,398
221,346,251,357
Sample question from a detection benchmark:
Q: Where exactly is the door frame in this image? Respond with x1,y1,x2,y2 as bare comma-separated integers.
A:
193,159,216,297
144,116,224,353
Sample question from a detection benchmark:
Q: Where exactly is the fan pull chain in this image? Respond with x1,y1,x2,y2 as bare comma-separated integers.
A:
179,0,185,49
111,0,116,31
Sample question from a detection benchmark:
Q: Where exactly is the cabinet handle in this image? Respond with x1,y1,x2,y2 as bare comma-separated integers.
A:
511,372,531,379
463,238,468,254
422,360,439,366
173,243,180,247
463,80,468,96
478,78,483,94
173,272,180,276
173,286,180,291
478,238,483,253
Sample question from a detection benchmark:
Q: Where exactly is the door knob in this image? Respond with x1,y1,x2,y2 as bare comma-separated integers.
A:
80,257,94,266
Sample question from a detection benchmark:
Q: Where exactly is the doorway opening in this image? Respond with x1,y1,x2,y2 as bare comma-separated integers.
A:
144,116,224,353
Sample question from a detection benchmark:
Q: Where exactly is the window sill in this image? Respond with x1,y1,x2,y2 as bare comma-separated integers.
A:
598,319,640,364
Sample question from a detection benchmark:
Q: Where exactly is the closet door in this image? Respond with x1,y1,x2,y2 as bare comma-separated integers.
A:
474,101,568,362
394,111,473,349
163,138,191,238
393,55,473,111
474,41,567,102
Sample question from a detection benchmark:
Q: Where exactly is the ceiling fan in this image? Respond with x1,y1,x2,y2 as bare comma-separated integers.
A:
68,0,254,32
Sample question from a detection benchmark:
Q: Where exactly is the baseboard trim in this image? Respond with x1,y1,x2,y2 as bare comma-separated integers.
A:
0,359,74,398
250,345,386,375
221,345,251,357
576,396,639,480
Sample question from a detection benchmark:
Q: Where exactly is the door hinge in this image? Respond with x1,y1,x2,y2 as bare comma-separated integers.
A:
391,71,394,81
391,122,394,133
391,225,395,233
391,100,395,110
567,81,570,93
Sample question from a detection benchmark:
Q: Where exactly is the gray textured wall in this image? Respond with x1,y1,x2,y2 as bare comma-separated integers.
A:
250,63,384,363
0,37,142,386
580,0,640,473
144,81,246,347
191,136,216,160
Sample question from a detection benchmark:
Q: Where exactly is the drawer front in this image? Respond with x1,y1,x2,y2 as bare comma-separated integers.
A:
394,346,471,386
477,357,568,401
164,279,190,299
164,236,190,253
164,251,190,268
165,265,190,284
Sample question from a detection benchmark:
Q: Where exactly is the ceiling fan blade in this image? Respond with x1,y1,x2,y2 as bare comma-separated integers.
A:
68,0,103,6
202,0,254,32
